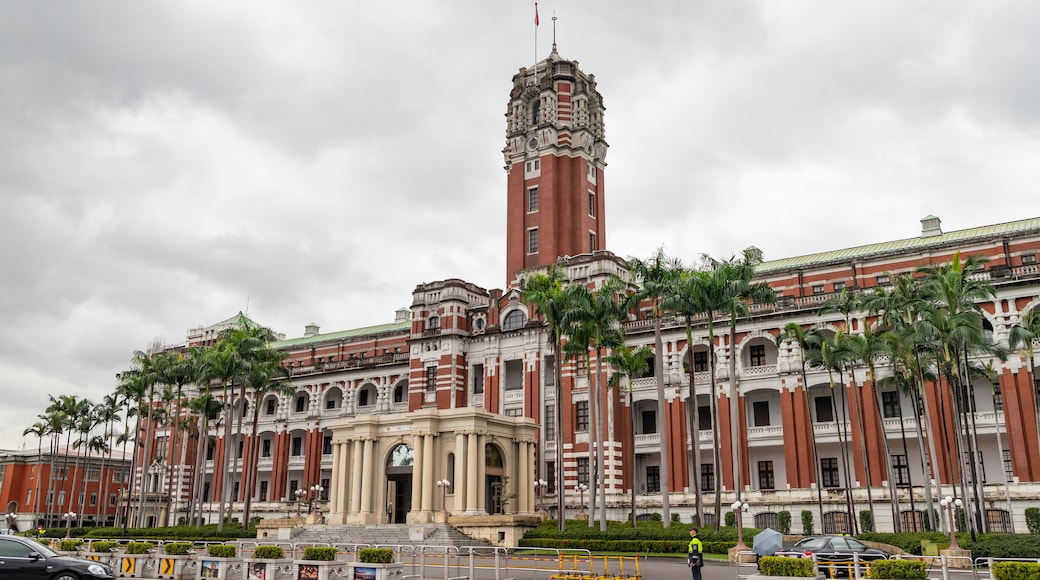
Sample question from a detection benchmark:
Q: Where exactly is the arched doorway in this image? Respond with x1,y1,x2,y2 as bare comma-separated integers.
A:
385,444,413,523
485,444,505,514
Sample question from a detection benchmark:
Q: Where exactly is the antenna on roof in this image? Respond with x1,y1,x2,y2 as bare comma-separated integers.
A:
245,296,250,316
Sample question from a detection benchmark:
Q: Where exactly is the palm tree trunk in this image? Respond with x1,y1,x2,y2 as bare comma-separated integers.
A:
849,371,876,531
727,324,743,504
554,341,565,532
588,354,598,528
911,348,940,530
137,387,157,528
687,344,703,526
243,399,263,526
653,312,670,526
595,347,607,531
866,366,901,532
708,326,723,532
628,382,638,527
800,361,825,532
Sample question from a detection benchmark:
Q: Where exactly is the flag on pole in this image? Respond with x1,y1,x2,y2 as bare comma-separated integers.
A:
535,3,539,26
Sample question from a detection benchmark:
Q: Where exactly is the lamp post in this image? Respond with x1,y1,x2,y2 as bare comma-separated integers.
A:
5,512,16,534
62,511,76,539
576,483,589,518
437,479,451,515
731,501,750,551
308,485,325,513
294,489,305,516
534,479,548,514
939,496,963,550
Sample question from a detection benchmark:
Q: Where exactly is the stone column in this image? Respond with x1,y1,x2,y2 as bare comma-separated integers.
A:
421,433,435,513
454,432,466,514
350,439,363,515
465,432,479,513
476,433,486,513
360,439,374,516
330,442,342,516
412,434,425,519
517,441,529,514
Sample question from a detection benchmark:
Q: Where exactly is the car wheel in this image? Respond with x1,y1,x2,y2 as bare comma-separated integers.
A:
51,572,81,580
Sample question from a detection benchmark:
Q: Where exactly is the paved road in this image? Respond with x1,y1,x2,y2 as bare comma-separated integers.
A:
397,555,742,580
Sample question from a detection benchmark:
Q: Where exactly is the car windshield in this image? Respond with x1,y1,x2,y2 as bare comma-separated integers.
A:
794,537,828,550
29,541,59,557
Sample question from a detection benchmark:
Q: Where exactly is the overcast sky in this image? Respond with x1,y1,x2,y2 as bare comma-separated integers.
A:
2,1,1039,451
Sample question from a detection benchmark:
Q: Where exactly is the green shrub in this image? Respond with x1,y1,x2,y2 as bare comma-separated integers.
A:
868,559,926,579
860,510,874,533
993,561,1040,580
253,545,285,559
59,539,84,552
89,540,118,553
671,513,681,523
801,510,814,535
207,544,237,558
126,541,155,555
164,542,193,556
1026,508,1040,535
302,547,337,561
724,512,736,527
758,556,814,577
358,548,394,564
778,511,791,535
962,534,1040,559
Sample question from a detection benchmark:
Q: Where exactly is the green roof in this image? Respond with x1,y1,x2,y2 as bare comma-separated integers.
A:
273,320,410,348
757,216,1040,274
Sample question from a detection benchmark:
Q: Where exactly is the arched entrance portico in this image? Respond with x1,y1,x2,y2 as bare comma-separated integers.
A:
385,444,413,524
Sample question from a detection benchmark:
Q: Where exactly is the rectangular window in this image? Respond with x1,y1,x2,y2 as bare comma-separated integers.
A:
587,163,596,181
693,351,708,372
295,395,306,413
237,440,244,459
426,365,437,391
25,490,31,506
833,281,845,292
545,405,555,441
320,478,330,500
472,364,485,393
758,461,775,490
577,458,590,485
544,355,555,386
259,481,269,501
266,398,276,414
641,409,657,434
505,407,523,417
233,482,240,500
326,398,336,409
749,345,766,367
1003,450,1013,480
359,388,370,406
815,396,834,422
288,480,298,501
528,186,539,212
46,491,53,506
291,437,303,456
576,400,589,432
589,231,596,252
812,284,825,295
262,439,272,458
323,435,332,455
753,401,770,427
821,458,840,488
206,443,215,461
505,359,524,390
528,228,539,254
588,191,596,217
86,466,100,482
546,461,556,493
876,274,891,286
881,391,900,418
646,465,660,493
109,493,117,506
698,406,711,430
700,463,715,492
992,383,1003,411
892,454,910,486
1022,254,1036,265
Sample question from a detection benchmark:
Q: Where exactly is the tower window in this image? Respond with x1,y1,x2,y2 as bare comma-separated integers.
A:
425,366,437,391
587,163,596,182
588,191,595,217
502,309,528,331
528,228,539,254
528,186,539,212
589,232,596,252
530,100,540,125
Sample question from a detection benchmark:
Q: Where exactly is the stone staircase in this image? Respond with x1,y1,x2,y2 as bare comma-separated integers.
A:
291,523,491,547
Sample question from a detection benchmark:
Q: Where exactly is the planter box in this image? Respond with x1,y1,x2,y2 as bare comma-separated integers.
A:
243,559,295,580
83,551,118,567
156,554,196,580
293,561,402,580
348,562,403,580
197,556,247,580
116,554,159,579
293,560,346,580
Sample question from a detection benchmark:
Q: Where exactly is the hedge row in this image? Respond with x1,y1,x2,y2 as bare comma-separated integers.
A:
519,538,736,554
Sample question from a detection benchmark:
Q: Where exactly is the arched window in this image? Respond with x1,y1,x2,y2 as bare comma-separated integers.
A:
502,310,527,331
392,380,407,403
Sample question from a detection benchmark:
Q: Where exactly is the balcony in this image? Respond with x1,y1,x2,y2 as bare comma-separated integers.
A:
356,404,377,415
747,425,783,443
391,401,409,412
471,393,484,407
741,364,777,377
635,433,660,449
504,390,524,403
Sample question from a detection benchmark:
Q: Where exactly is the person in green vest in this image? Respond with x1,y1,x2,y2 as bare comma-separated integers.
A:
687,527,704,580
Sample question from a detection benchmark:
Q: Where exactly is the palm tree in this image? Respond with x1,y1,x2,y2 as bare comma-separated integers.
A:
22,422,47,519
661,267,710,525
776,323,826,529
629,248,682,527
92,396,121,524
241,339,291,526
520,267,573,532
154,351,195,526
607,344,652,527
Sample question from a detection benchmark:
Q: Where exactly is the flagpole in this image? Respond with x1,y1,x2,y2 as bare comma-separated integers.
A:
534,2,539,66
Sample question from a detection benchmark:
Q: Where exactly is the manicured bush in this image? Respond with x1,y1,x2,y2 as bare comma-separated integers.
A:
59,539,84,552
758,556,814,577
207,544,237,558
164,542,193,556
962,534,1040,559
801,510,814,535
82,523,255,540
1025,508,1040,535
302,546,337,561
126,541,155,555
254,545,285,559
725,512,736,527
868,559,926,579
358,548,394,563
993,561,1040,580
860,510,874,533
89,540,118,553
778,511,791,535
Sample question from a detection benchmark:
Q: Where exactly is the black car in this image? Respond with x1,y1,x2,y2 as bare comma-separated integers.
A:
790,535,889,575
0,535,114,580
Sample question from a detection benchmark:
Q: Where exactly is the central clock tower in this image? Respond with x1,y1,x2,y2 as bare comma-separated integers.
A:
503,47,608,284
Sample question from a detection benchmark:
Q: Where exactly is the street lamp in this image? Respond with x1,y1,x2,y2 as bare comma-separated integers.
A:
294,489,305,516
5,512,16,534
62,511,76,539
731,501,750,552
534,479,548,514
939,496,963,550
437,479,451,515
308,485,325,513
576,483,589,518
